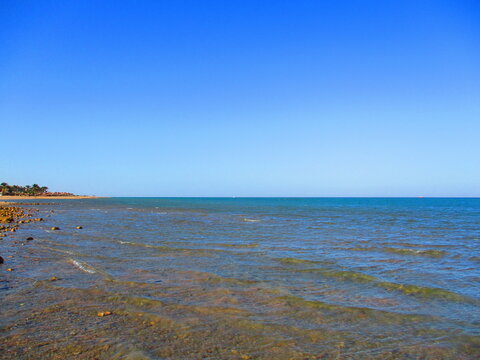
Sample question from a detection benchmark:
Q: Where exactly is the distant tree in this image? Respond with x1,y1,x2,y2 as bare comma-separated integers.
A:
31,184,41,195
11,185,23,195
0,182,10,195
0,182,63,196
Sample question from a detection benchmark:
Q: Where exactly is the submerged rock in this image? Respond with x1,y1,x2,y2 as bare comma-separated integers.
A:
97,311,112,317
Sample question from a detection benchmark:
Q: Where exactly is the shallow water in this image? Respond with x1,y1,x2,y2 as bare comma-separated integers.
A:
1,198,479,359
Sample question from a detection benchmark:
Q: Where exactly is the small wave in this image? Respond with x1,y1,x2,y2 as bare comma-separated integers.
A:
214,242,259,249
347,247,373,252
39,245,76,255
242,218,260,222
117,240,230,255
118,240,174,251
345,247,447,257
69,259,96,274
277,259,469,302
119,240,138,245
378,281,467,302
174,270,258,286
275,257,334,265
298,268,378,283
203,274,258,286
276,295,433,323
383,248,447,258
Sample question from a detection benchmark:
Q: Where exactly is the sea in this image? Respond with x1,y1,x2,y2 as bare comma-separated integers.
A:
1,197,479,359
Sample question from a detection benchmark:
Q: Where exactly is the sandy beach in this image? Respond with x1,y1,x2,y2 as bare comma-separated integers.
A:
0,196,101,200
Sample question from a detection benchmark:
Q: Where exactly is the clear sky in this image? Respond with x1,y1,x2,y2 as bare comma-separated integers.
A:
1,0,479,197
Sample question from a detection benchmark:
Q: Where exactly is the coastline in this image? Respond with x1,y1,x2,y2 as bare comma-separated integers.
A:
0,195,102,200
0,203,42,238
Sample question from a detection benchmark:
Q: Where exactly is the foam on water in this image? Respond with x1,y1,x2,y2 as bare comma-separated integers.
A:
69,259,97,274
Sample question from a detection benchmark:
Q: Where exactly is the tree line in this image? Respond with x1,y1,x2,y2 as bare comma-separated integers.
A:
1,183,49,196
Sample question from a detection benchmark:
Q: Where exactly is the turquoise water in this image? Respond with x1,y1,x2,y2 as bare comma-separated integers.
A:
2,197,480,359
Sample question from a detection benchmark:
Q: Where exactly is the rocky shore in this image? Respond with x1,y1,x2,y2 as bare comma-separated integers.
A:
0,204,45,268
0,204,43,235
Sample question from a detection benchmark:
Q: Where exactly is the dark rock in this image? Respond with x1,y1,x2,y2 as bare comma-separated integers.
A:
26,237,34,241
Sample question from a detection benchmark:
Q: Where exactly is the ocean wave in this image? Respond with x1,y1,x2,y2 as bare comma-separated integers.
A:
275,257,334,265
383,248,447,258
241,218,260,222
276,259,469,302
276,294,434,323
117,240,230,255
69,259,96,274
344,246,448,258
209,242,259,249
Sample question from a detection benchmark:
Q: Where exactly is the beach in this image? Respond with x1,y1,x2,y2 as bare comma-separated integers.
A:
3,0,479,358
1,198,479,359
0,196,100,200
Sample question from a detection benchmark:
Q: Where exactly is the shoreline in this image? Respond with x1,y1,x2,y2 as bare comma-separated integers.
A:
0,195,102,200
0,202,43,239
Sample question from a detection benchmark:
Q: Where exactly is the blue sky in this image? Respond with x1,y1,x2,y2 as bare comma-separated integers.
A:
1,0,479,196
